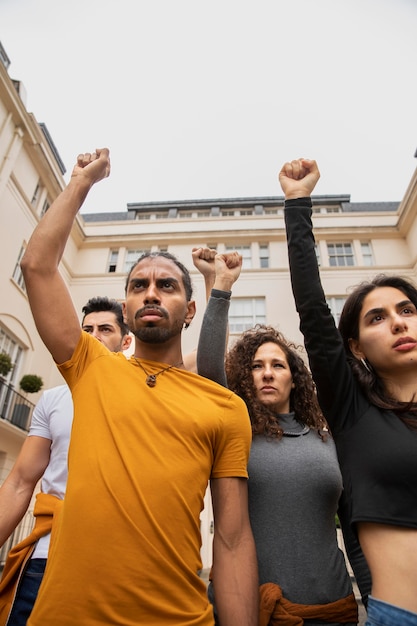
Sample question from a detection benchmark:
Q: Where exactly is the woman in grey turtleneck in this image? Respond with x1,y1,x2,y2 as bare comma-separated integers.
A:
197,257,360,626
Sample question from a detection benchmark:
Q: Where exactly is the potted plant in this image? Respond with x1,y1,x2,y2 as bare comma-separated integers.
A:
12,374,44,428
0,352,13,378
19,374,44,394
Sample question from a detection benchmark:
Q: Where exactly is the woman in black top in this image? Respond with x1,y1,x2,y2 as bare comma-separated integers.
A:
280,158,417,626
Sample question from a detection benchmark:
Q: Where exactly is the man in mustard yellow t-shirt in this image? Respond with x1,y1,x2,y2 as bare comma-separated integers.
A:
21,148,258,626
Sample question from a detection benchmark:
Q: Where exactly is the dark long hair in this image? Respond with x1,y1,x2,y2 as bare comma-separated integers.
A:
225,325,328,439
338,274,417,430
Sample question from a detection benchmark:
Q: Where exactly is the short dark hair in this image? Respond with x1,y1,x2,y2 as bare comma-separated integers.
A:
81,296,129,336
124,252,193,301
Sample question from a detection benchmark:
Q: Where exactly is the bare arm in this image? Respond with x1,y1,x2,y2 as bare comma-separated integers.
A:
0,436,52,546
210,477,258,626
21,149,111,364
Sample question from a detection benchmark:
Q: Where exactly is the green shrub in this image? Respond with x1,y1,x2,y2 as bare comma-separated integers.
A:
19,374,44,394
0,352,13,377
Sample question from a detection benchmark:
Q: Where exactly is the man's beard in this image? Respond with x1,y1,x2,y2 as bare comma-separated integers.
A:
133,320,183,344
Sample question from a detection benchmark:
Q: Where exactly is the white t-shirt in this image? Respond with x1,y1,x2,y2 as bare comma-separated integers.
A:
28,385,73,558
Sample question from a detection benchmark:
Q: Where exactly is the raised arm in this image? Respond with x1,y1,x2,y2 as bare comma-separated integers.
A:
278,157,320,199
196,251,242,386
21,149,110,364
181,248,218,372
191,247,217,301
192,248,242,304
280,158,356,430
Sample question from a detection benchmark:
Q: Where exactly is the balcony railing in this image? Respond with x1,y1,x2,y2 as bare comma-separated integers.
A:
0,378,36,431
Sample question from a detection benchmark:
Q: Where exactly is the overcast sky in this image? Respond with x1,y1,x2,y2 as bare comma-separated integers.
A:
1,0,416,213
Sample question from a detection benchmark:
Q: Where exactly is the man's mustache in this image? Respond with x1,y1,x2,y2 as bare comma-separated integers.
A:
134,305,168,320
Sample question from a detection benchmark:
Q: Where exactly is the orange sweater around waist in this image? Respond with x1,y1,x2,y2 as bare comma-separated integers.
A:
0,492,62,626
259,582,358,626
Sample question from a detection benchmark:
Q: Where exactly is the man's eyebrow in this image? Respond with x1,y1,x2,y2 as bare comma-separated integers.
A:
156,277,180,285
129,277,147,284
82,323,115,329
127,277,147,290
128,276,180,285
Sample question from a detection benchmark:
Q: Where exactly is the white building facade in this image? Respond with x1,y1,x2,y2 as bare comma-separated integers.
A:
1,40,417,570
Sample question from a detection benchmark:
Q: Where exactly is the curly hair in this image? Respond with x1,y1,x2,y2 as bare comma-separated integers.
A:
225,325,328,439
339,273,417,431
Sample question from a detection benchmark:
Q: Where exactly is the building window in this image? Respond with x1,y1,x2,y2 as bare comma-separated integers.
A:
124,248,151,272
315,244,321,266
327,243,355,267
221,209,235,217
177,209,210,218
187,210,211,218
226,245,252,269
0,326,23,385
107,250,119,273
31,182,41,207
259,244,269,268
12,246,26,292
361,242,374,266
313,206,341,214
229,297,266,333
40,199,50,217
326,296,346,325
